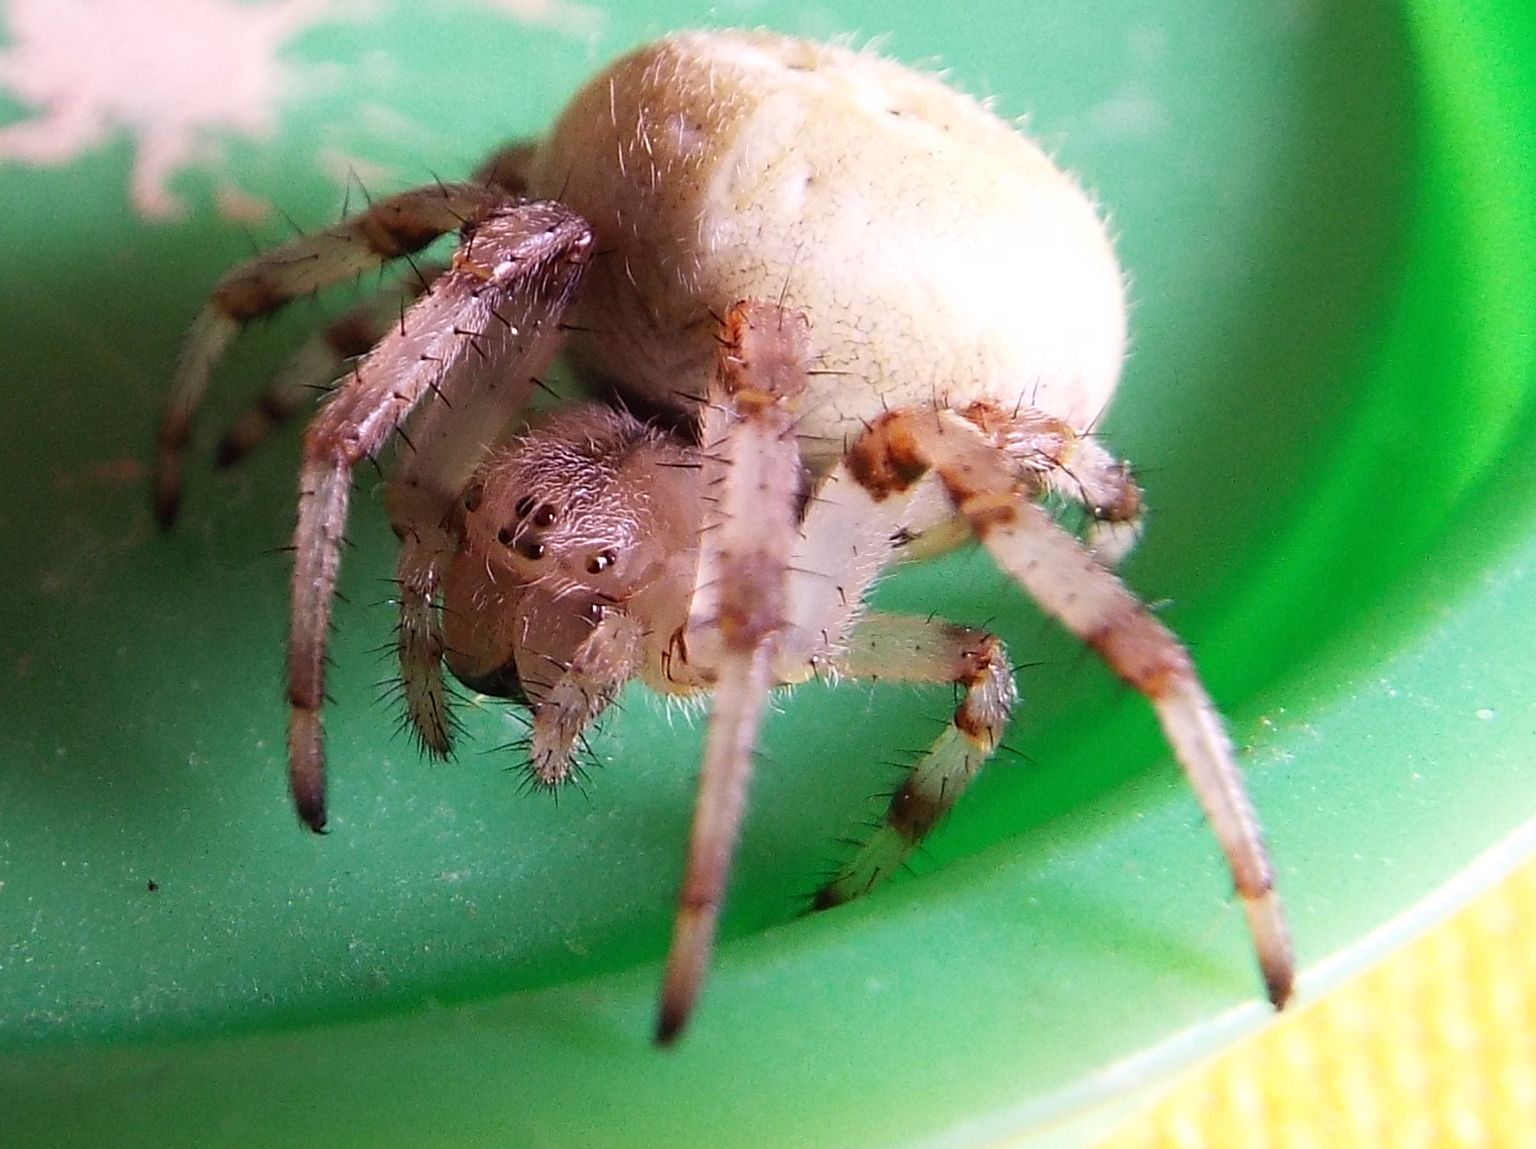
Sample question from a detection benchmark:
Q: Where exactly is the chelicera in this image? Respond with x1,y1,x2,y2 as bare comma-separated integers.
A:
155,29,1292,1043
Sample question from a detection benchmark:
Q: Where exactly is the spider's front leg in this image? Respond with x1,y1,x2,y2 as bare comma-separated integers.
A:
206,144,537,473
846,407,1295,1009
284,202,592,830
203,270,460,761
656,300,814,1045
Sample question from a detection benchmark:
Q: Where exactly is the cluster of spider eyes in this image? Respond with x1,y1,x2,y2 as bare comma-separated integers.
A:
464,484,618,575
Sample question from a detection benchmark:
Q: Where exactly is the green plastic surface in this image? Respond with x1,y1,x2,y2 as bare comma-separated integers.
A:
1,0,1533,1145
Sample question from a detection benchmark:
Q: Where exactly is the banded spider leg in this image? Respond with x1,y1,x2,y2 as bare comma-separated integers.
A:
155,185,593,829
654,302,1291,1041
195,144,536,474
842,405,1295,1008
656,303,1016,1041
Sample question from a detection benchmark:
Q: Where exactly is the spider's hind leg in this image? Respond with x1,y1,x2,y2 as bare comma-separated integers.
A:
845,406,1295,1010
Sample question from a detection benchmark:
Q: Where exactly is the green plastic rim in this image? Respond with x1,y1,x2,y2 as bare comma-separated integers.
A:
1,1,1532,1146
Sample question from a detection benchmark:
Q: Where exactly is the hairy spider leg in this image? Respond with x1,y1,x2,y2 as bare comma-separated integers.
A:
654,320,1165,1042
155,181,524,525
846,406,1295,1010
812,614,1016,906
213,265,444,468
287,202,593,830
656,300,814,1045
962,401,1146,567
774,402,1145,906
178,140,542,480
881,401,1146,569
284,145,537,514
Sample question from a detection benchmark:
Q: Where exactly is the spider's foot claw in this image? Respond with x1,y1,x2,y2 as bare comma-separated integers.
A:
654,1002,687,1048
1244,888,1295,1009
293,783,328,834
809,882,847,913
152,478,182,529
289,714,329,832
1266,966,1295,1011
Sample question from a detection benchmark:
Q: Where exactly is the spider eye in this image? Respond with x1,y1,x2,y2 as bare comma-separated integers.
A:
497,526,515,546
585,549,617,574
516,540,545,561
513,495,536,519
531,503,558,527
463,483,484,513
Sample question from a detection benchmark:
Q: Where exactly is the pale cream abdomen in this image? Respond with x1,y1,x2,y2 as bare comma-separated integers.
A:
532,30,1125,469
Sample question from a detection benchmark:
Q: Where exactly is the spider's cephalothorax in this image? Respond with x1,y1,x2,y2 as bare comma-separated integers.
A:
156,30,1292,1043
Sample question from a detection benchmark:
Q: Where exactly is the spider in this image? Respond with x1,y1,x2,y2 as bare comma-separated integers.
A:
153,29,1292,1044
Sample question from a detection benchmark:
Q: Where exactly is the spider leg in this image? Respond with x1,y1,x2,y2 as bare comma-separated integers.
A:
814,612,1016,907
392,522,458,759
656,300,813,1045
846,407,1294,1009
1000,410,1145,567
155,181,523,525
213,264,443,469
470,141,538,193
1044,442,1144,567
772,448,1017,905
897,402,1145,568
773,456,1002,903
286,202,592,831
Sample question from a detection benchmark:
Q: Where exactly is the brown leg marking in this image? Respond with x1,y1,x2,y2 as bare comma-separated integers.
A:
842,407,1294,1008
813,613,1017,909
156,182,520,526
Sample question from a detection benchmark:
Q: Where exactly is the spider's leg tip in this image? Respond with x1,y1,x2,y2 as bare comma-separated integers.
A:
653,1002,689,1048
1244,892,1295,1009
1264,957,1296,1011
213,436,244,469
809,883,844,913
152,485,182,530
298,807,329,835
292,781,329,834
